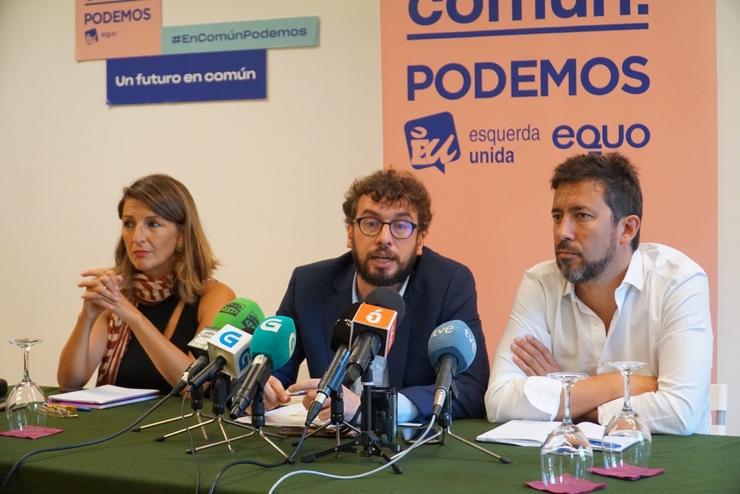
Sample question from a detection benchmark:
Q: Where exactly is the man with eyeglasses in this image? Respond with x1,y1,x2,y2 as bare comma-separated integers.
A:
262,169,489,423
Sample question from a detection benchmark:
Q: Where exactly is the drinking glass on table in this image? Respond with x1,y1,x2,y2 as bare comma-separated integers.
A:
602,361,652,468
540,372,593,485
5,338,46,431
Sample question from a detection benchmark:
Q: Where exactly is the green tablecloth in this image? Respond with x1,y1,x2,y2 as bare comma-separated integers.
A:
1,396,739,493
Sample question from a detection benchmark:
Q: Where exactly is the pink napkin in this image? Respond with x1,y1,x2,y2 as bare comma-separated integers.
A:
0,425,63,440
588,465,665,480
525,474,607,493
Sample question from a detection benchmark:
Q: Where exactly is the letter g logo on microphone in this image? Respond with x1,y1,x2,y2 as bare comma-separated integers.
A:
219,330,242,348
288,332,297,355
238,350,250,370
260,319,282,333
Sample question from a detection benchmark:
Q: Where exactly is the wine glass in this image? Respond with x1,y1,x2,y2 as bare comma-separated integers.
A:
602,361,651,468
5,338,46,431
540,372,593,485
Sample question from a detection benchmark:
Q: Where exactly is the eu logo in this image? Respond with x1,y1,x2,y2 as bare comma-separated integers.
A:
404,112,461,174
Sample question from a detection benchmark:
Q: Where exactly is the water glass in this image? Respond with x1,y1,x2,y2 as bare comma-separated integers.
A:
540,372,593,485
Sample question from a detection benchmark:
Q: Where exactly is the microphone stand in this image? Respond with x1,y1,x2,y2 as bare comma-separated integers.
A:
133,385,213,441
245,387,290,459
427,388,511,464
187,380,288,457
301,367,402,474
185,374,257,454
300,385,360,459
133,384,213,440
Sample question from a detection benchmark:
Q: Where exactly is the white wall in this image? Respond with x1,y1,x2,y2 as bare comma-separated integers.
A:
717,0,740,435
0,0,380,387
1,0,738,435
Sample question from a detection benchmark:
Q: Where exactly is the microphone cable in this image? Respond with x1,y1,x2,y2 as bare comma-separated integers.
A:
207,387,364,494
180,392,202,494
207,422,311,494
266,415,438,494
0,390,175,492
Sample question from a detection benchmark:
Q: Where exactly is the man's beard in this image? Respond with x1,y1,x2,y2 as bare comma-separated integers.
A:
352,247,417,288
556,239,616,284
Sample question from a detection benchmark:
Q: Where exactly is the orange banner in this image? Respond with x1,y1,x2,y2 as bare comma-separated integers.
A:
381,1,717,360
76,0,161,61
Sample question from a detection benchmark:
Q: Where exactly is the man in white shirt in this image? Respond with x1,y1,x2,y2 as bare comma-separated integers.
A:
486,152,712,435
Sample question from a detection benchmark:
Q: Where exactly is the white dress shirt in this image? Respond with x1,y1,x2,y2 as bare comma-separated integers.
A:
486,243,712,435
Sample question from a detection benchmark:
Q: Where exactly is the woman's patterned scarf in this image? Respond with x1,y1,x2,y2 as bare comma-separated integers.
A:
96,273,174,386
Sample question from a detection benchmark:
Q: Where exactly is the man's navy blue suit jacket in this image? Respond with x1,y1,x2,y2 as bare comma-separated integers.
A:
274,247,489,420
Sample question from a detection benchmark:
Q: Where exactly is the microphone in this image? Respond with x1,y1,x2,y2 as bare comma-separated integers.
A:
305,346,351,426
331,302,361,351
170,327,218,395
304,303,363,425
365,286,406,326
428,320,477,418
229,316,297,419
188,298,265,388
210,298,265,334
189,326,253,388
343,287,405,386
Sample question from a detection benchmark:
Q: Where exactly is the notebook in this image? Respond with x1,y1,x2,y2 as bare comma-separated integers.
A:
48,385,160,409
476,420,608,449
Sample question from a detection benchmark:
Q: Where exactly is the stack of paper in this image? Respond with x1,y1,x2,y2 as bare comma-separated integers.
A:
235,403,328,428
476,420,607,448
48,385,160,409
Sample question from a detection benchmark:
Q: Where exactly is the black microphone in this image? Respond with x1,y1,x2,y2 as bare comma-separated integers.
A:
170,328,217,395
365,286,406,325
331,302,361,351
343,287,406,386
305,346,351,426
427,320,477,418
343,332,382,387
304,303,364,425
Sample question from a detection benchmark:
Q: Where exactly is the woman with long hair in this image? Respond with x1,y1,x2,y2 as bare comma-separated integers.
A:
58,174,235,392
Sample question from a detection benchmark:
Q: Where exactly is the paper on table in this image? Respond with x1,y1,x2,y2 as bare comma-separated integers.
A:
48,385,159,409
235,403,329,428
476,420,607,449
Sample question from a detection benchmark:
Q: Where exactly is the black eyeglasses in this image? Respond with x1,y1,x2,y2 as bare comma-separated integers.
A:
354,217,417,239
